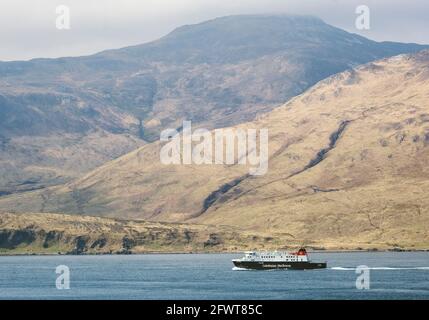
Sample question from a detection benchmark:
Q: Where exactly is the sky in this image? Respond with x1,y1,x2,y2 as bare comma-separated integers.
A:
0,0,428,61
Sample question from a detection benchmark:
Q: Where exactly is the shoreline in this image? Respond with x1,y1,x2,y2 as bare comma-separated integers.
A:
1,248,428,257
2,212,428,257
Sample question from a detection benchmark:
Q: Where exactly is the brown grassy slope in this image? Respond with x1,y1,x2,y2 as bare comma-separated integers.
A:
1,51,429,248
193,52,429,248
0,212,297,254
0,130,144,195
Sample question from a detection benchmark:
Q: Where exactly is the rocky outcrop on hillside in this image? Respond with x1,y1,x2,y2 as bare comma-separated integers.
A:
0,213,298,254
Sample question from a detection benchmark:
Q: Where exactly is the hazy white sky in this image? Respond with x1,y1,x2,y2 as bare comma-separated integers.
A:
0,0,428,61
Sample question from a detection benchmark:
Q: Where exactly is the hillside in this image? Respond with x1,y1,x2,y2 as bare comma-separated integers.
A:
1,14,428,195
0,212,298,254
2,50,429,249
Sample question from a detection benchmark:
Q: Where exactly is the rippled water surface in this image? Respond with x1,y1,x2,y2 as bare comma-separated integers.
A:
0,252,428,299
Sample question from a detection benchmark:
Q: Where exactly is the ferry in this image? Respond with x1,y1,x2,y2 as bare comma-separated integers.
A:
232,248,327,270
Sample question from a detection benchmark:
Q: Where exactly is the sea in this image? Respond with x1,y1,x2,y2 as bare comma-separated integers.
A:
0,252,428,300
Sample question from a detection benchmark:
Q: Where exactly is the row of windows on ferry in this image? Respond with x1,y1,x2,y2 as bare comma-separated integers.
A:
261,256,298,258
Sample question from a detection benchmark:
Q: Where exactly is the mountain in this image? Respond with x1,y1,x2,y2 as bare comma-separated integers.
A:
1,14,428,195
2,50,429,249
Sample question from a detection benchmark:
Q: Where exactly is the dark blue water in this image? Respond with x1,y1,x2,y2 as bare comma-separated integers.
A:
0,252,428,299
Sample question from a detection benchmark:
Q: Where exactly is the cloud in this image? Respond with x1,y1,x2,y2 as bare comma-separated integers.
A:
0,0,428,61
